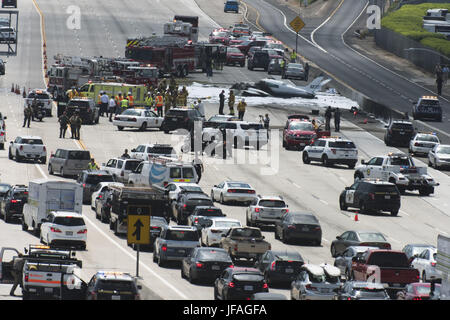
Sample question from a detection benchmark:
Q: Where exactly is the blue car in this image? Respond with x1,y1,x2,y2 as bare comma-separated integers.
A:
224,0,239,13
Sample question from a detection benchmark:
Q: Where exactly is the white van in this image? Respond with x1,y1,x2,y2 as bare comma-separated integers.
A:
128,158,198,188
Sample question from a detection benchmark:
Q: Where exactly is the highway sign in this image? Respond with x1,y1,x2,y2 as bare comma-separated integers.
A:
127,215,150,245
289,16,305,33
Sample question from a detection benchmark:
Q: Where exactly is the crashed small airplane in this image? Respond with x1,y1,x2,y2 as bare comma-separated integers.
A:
231,76,331,99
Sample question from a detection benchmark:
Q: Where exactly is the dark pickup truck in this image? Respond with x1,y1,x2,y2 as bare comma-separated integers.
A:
351,250,419,296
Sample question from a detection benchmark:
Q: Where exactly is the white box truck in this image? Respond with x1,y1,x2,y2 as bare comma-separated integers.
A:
22,179,83,236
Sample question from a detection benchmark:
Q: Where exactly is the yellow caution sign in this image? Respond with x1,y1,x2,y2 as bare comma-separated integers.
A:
127,215,150,245
290,16,305,33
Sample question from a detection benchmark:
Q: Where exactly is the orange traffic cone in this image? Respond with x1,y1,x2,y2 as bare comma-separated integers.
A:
363,118,368,124
15,85,19,94
11,83,14,92
354,212,359,221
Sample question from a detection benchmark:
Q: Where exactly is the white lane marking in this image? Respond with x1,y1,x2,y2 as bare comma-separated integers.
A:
320,199,328,205
322,238,329,243
293,182,302,189
310,0,344,53
82,214,188,300
35,164,48,179
400,210,409,217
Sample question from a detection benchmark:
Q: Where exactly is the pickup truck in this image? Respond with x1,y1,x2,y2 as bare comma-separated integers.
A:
220,227,271,262
24,89,53,117
354,152,438,196
8,136,47,164
351,249,420,296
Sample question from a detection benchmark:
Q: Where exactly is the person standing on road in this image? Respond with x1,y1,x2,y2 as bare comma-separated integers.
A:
88,158,99,170
115,93,122,115
304,62,310,81
228,90,235,115
121,149,130,159
196,99,205,117
127,91,134,109
219,90,225,115
145,92,153,111
10,253,25,296
324,106,332,132
70,112,82,140
237,99,246,120
290,50,297,63
155,92,164,116
164,90,172,116
108,96,116,122
23,105,32,128
334,107,341,132
120,96,129,113
58,111,69,138
280,59,286,77
100,91,109,117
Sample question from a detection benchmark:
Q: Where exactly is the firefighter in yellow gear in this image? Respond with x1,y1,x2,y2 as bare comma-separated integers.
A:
121,97,129,111
164,91,171,115
176,91,184,106
88,158,99,170
180,86,188,106
228,90,235,115
290,50,297,63
145,93,153,110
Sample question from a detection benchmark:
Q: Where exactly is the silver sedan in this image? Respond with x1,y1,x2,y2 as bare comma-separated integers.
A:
428,144,450,169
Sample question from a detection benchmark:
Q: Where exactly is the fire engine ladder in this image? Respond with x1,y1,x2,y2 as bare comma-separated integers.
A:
127,36,188,48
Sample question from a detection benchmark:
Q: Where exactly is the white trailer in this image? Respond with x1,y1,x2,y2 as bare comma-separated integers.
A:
22,179,83,236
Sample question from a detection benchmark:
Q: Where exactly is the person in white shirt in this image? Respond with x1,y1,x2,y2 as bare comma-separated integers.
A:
108,97,116,122
100,92,109,117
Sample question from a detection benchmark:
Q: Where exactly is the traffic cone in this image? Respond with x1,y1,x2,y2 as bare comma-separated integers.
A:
15,85,20,94
22,87,26,98
11,83,14,92
354,212,359,221
363,118,368,124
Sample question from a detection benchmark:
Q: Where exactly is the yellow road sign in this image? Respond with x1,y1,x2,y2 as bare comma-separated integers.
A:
127,215,150,245
290,16,305,33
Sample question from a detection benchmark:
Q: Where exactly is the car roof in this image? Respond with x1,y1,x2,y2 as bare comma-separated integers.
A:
50,211,83,218
95,271,134,281
166,225,197,231
349,281,385,289
185,193,210,199
391,120,413,124
230,267,261,274
252,293,288,300
270,250,303,259
257,195,284,201
193,206,219,210
210,217,240,223
226,181,251,185
360,179,396,186
84,170,111,175
347,246,379,252
17,135,43,139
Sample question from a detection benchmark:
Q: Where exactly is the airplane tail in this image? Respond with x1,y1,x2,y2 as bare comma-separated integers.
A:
305,76,330,93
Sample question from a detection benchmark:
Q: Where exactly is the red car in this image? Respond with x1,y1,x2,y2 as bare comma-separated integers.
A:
396,282,441,300
209,30,230,45
234,40,268,55
283,118,330,150
226,47,245,67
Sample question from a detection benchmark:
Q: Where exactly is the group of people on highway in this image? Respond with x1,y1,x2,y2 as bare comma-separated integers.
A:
325,106,341,132
218,89,247,120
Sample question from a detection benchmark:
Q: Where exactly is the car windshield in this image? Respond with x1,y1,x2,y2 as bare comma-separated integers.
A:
215,221,241,228
416,135,439,142
180,186,203,193
292,215,319,224
68,151,90,160
264,49,279,56
21,139,43,145
86,175,114,184
151,217,168,228
416,285,440,295
213,32,228,37
13,190,28,199
0,185,10,193
231,228,262,238
197,249,230,261
195,208,223,216
258,200,286,208
124,161,141,171
390,156,412,166
233,273,264,282
329,141,356,149
289,122,313,131
227,183,251,188
147,146,174,154
392,123,413,130
374,185,398,193
121,109,141,116
166,110,187,117
437,146,450,154
98,280,134,291
53,216,85,226
274,252,302,261
368,252,409,268
166,230,199,241
227,47,241,54
358,232,386,242
309,272,326,283
187,199,213,207
354,289,387,299
28,93,50,99
268,43,284,50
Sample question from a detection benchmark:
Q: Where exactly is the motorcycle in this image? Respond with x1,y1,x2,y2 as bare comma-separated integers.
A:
32,103,44,122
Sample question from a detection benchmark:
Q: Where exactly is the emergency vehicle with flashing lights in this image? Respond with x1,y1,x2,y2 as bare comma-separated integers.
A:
354,152,439,196
24,89,53,117
282,116,330,150
412,96,442,122
86,270,142,300
302,136,358,168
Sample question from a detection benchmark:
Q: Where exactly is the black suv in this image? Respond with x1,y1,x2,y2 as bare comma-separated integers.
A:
64,98,100,125
188,206,226,231
0,184,28,223
0,58,5,75
384,121,415,147
339,180,400,216
86,271,141,300
161,108,205,133
77,170,115,204
247,50,270,71
412,96,442,122
172,192,213,225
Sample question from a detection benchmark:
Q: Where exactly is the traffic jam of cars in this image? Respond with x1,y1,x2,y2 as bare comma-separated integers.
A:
0,2,447,303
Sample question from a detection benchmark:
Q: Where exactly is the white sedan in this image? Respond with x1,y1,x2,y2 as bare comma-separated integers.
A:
40,211,87,250
165,182,205,203
201,217,242,247
210,181,257,205
411,247,442,282
409,133,439,155
113,108,163,131
428,144,450,169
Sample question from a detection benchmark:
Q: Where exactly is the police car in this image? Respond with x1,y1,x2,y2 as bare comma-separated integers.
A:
408,132,440,155
302,137,358,168
86,271,141,300
412,96,442,122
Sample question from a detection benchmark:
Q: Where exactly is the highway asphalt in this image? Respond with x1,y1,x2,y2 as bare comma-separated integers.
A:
0,0,448,300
